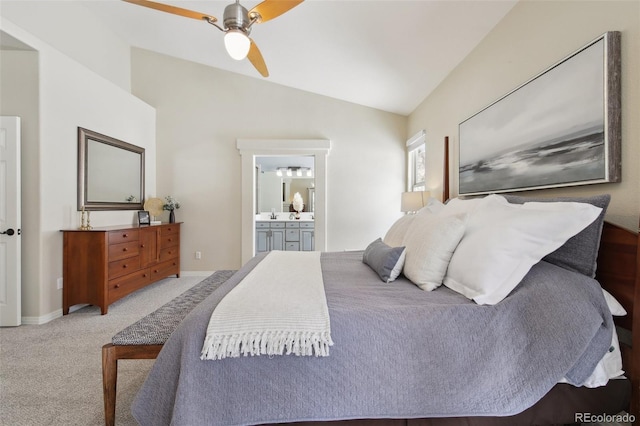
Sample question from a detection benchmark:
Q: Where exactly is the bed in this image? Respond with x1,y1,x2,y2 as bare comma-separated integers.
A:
111,138,639,425
127,217,638,423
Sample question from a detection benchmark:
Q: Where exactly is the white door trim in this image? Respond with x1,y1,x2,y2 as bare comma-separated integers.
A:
237,139,330,265
0,116,22,326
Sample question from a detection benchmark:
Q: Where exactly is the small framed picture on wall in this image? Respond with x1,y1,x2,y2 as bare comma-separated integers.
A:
138,210,150,226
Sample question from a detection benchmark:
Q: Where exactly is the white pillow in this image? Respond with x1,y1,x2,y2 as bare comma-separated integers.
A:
383,215,416,247
417,197,446,214
401,211,467,291
443,194,602,305
439,197,484,217
602,288,627,316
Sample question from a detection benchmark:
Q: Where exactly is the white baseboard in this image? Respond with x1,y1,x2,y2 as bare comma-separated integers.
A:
22,310,62,325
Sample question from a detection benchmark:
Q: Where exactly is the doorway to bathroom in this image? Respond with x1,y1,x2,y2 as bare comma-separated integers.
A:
237,139,330,264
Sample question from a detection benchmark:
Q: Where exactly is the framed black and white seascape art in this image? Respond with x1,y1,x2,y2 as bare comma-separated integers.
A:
458,31,621,196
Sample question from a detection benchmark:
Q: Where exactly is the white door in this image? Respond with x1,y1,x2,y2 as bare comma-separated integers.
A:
0,116,21,326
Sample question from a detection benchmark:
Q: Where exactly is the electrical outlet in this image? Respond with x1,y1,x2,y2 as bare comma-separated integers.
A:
195,251,202,260
56,277,63,290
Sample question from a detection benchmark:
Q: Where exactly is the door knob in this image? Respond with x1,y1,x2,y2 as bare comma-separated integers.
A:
1,228,15,236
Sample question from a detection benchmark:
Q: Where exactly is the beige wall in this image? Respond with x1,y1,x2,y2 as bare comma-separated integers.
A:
131,48,407,271
0,49,40,317
409,0,640,230
0,1,131,92
1,18,156,322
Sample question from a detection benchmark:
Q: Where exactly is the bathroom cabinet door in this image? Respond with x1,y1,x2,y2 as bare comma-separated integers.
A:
256,229,270,253
300,229,314,251
271,229,285,251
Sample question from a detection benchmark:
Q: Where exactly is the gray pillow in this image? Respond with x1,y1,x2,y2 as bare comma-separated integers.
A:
502,194,610,277
363,238,406,283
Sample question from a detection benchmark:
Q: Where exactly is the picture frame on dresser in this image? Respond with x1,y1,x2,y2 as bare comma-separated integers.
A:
138,211,150,226
458,31,621,195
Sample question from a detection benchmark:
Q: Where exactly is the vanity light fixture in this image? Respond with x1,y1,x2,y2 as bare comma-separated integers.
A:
274,167,313,177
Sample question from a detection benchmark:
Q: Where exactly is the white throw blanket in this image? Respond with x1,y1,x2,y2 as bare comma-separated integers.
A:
201,251,333,360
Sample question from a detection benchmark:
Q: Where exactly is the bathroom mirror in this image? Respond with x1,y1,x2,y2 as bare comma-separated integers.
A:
78,127,145,211
256,156,315,214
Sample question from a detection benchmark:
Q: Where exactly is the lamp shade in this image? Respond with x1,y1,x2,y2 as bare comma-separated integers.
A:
224,30,251,60
401,191,431,213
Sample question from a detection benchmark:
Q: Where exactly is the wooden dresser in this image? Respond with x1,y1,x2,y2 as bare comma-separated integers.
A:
61,223,181,315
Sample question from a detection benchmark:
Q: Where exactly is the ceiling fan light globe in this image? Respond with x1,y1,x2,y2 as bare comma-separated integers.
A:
224,30,251,60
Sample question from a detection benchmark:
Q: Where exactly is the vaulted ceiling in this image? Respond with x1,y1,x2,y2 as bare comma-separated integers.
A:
3,1,518,115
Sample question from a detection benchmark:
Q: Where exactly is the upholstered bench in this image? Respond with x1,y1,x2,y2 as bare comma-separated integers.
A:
101,270,236,426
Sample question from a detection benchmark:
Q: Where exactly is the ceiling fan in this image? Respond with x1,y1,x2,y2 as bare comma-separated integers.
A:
122,0,304,77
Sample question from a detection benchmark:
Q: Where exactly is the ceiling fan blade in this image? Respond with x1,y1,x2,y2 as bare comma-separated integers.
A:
122,0,217,22
249,0,303,24
247,39,269,77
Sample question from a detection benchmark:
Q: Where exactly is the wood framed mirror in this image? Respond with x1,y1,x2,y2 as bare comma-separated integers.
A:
78,127,145,211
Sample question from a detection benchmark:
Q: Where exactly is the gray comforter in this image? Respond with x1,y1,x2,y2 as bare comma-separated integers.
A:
132,251,613,425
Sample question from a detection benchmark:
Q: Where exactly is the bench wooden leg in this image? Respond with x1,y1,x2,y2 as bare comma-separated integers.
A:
102,343,164,426
102,344,117,426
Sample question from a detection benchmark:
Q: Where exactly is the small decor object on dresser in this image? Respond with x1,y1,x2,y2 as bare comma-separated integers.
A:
138,210,150,226
163,196,180,223
144,197,164,224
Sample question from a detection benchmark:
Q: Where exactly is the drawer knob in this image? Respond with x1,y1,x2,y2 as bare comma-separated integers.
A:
122,248,128,252
143,273,148,277
140,244,145,248
167,238,172,242
122,265,127,269
123,233,128,238
115,284,120,288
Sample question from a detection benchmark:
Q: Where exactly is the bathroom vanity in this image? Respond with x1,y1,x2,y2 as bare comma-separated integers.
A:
255,219,314,254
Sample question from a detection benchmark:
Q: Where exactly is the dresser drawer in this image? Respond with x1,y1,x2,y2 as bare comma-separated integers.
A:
108,229,139,245
256,222,270,229
300,222,314,229
286,222,300,229
151,258,179,279
108,240,140,261
162,225,180,236
108,268,151,302
270,222,285,229
160,233,179,248
159,246,180,262
108,255,141,279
